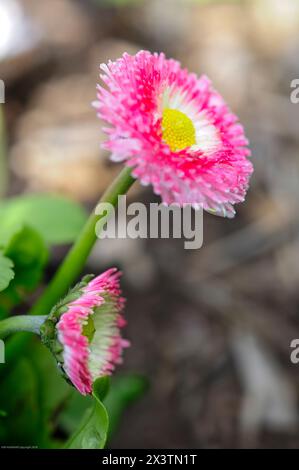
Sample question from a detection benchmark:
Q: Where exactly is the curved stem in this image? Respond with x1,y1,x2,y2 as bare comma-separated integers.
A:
2,167,135,369
30,166,135,316
0,315,46,340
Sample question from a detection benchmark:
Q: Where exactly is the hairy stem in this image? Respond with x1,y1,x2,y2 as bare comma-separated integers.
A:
0,315,46,340
31,166,135,316
2,167,135,367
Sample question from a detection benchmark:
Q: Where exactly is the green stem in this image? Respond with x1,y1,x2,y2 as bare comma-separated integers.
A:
0,105,8,198
1,167,135,370
0,315,46,339
31,166,135,316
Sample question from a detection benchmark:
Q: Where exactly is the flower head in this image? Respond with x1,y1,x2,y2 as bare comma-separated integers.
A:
41,268,129,395
94,51,253,218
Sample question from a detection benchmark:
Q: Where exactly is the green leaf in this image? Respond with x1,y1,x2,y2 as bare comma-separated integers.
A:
0,252,14,292
65,377,110,449
4,225,48,290
94,375,110,401
0,226,48,314
0,194,88,245
60,375,147,446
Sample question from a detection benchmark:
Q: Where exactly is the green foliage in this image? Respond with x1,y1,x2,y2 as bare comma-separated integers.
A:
0,226,48,316
0,358,41,445
0,252,14,292
58,391,93,436
28,341,73,448
29,342,72,421
65,377,110,449
0,194,87,317
59,374,148,446
0,339,72,447
0,319,147,448
0,194,87,245
0,189,147,449
4,226,48,291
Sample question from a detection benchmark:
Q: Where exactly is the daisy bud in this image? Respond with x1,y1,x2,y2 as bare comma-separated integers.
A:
41,268,129,395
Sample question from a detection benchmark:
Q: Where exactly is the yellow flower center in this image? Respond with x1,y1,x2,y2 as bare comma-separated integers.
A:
162,108,196,151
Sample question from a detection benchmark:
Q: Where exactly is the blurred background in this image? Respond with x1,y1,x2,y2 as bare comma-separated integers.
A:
1,0,299,449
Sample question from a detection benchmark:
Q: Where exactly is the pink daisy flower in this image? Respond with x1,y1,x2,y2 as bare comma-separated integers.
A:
94,50,253,218
41,269,129,395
